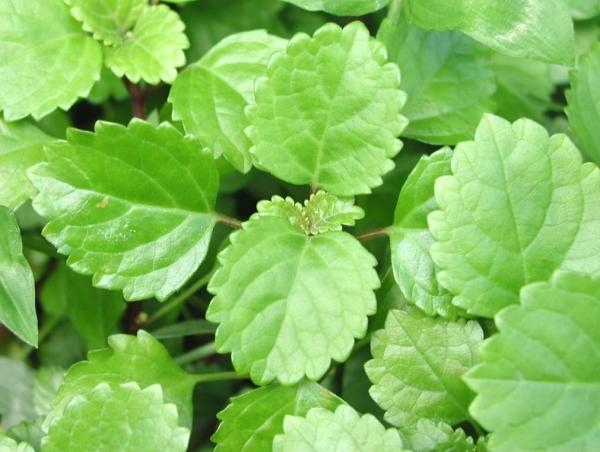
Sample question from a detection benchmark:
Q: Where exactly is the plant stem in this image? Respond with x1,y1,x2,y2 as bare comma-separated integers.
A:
124,78,148,119
216,214,243,229
388,0,404,23
356,227,390,242
192,371,247,384
176,342,216,365
145,271,214,326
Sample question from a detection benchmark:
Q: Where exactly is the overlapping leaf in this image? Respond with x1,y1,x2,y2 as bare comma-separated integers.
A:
207,214,379,385
0,121,52,209
43,383,189,452
28,120,219,301
465,272,600,451
105,5,189,84
273,405,405,451
0,434,34,452
170,31,287,173
246,21,407,196
64,0,146,46
404,0,575,65
389,149,455,318
430,114,600,317
46,330,197,429
281,0,389,16
566,42,600,163
378,18,495,144
0,0,102,120
212,381,342,451
566,0,600,19
0,208,37,346
402,419,475,452
366,309,482,427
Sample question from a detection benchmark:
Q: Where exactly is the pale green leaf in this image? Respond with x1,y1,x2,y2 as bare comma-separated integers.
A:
566,42,600,163
366,309,482,427
256,191,364,235
273,405,406,451
0,434,34,452
491,54,555,123
378,18,495,145
33,367,64,417
429,114,600,317
390,149,455,318
566,0,600,19
280,0,389,16
0,208,37,346
4,418,44,451
207,214,379,385
43,263,126,349
212,381,343,451
170,30,287,173
180,0,284,62
0,0,102,120
87,67,128,105
0,120,52,209
246,21,407,196
46,330,198,429
404,0,575,65
28,120,219,301
402,419,475,452
105,5,189,84
43,383,189,452
0,358,35,429
465,271,600,451
64,0,146,46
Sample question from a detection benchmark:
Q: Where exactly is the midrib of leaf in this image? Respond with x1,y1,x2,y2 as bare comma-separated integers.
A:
395,318,472,422
310,41,354,190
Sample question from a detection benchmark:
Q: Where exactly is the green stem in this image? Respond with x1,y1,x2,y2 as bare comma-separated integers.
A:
387,0,404,23
216,213,243,229
191,371,247,384
145,271,214,326
175,342,216,365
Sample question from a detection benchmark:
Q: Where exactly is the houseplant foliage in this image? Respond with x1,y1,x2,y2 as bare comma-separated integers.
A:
1,0,599,450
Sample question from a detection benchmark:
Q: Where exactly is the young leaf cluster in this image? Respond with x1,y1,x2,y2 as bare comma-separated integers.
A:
0,1,599,451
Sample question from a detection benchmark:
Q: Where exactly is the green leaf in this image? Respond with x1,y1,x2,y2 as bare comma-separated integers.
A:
87,67,129,105
180,0,285,63
43,263,126,349
366,309,482,427
207,214,379,385
280,0,389,16
33,367,64,417
0,0,102,120
0,207,37,346
170,30,287,173
465,271,600,451
402,419,475,452
566,42,600,164
5,418,45,451
64,0,146,46
105,5,189,84
256,191,364,235
46,330,197,429
212,381,343,451
378,18,495,145
0,357,35,429
0,434,34,452
273,405,406,451
0,120,52,209
246,21,407,196
28,120,219,301
390,149,455,318
429,114,600,317
43,383,190,452
566,0,600,19
403,0,575,65
491,54,555,124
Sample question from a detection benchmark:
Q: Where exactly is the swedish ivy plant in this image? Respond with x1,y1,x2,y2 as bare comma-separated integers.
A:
1,0,600,451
